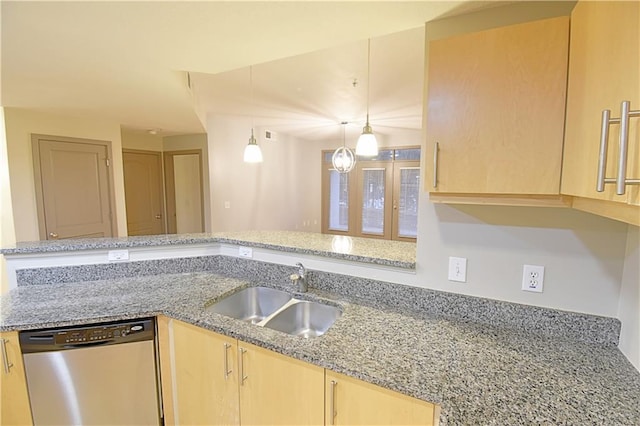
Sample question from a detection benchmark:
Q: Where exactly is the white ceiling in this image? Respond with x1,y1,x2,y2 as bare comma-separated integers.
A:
1,1,493,140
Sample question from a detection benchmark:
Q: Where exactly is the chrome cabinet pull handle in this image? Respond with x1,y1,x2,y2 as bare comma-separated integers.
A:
597,109,612,192
432,142,439,188
616,101,640,194
330,380,337,425
239,347,247,385
1,338,13,374
223,343,232,380
596,101,640,194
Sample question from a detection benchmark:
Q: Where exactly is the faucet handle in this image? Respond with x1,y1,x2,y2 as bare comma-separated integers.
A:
290,273,301,281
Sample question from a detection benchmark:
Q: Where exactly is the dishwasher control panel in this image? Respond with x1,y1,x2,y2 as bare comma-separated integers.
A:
54,323,145,344
19,318,155,353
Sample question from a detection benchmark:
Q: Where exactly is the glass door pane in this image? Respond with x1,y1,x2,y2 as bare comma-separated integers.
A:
328,170,349,231
360,168,386,235
396,167,420,238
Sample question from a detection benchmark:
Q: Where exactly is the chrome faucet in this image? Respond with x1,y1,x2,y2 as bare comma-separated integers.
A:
290,262,308,293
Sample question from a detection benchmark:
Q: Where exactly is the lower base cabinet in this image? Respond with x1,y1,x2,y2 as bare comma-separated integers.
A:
159,317,438,426
158,317,324,426
326,371,437,426
0,331,33,426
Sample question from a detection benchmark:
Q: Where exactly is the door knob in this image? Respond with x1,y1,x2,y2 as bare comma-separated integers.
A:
49,232,59,239
155,214,162,219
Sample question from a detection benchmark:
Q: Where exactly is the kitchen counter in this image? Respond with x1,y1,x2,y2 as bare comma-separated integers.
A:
0,230,416,269
1,272,638,425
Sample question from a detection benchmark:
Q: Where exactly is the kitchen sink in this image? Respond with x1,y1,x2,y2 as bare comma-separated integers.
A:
207,286,342,337
206,287,292,324
264,301,342,338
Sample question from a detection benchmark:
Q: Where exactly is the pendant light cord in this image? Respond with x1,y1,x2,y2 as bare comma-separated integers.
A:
366,39,371,123
250,65,254,131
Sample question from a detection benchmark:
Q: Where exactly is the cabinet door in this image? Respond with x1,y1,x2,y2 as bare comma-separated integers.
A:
326,371,436,426
158,317,239,426
561,1,640,222
426,16,569,196
238,342,324,426
0,332,33,426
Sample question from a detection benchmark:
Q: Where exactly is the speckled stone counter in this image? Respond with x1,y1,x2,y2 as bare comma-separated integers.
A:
1,272,638,425
0,231,416,269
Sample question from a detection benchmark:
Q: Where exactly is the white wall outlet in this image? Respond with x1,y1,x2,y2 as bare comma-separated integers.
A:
238,246,253,258
224,201,231,209
448,257,467,283
108,249,129,262
522,264,545,293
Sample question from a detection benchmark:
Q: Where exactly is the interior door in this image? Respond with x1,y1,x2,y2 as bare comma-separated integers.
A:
123,150,165,236
164,150,204,234
34,137,114,240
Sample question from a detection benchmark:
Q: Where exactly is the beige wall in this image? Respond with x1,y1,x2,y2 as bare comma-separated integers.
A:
173,154,203,233
121,129,163,151
1,108,15,293
208,115,301,232
4,108,127,241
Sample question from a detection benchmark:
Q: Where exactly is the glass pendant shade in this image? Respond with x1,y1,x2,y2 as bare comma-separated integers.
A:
332,146,355,173
243,130,263,163
355,121,378,157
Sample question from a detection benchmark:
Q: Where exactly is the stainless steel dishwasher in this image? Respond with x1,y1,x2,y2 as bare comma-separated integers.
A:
20,318,161,425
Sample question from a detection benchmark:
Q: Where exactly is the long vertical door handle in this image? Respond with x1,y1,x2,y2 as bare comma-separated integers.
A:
239,347,247,385
223,343,232,380
1,338,12,374
597,109,612,192
329,380,337,425
432,142,439,189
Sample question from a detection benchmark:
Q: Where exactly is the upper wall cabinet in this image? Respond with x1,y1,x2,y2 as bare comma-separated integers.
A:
425,16,570,206
561,0,639,226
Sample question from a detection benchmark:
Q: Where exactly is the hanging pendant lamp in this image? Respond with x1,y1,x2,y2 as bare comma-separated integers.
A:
332,122,356,173
356,39,378,157
243,66,263,163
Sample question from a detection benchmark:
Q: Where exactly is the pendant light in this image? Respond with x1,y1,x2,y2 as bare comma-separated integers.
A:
243,66,263,163
356,39,378,157
331,122,356,173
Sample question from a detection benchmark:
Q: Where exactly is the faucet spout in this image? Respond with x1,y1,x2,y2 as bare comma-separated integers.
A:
290,262,308,293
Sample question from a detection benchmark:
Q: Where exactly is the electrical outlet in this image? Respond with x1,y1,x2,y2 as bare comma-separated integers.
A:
108,249,129,262
238,246,253,258
448,257,467,283
522,265,544,293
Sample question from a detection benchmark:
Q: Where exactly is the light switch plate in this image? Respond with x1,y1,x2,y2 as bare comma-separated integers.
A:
108,249,129,262
448,257,467,283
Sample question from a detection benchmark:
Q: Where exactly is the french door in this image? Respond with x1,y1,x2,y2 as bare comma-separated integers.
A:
322,147,420,241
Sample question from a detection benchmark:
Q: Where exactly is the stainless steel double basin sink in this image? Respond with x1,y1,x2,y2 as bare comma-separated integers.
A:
206,287,341,338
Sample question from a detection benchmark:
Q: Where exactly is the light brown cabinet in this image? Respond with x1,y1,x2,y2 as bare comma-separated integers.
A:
157,317,239,425
326,370,437,426
238,342,324,425
425,16,570,206
0,332,33,426
158,317,324,426
561,0,640,226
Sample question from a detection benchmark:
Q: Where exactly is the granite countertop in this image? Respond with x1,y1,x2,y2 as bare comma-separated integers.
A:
0,231,416,269
1,272,638,425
